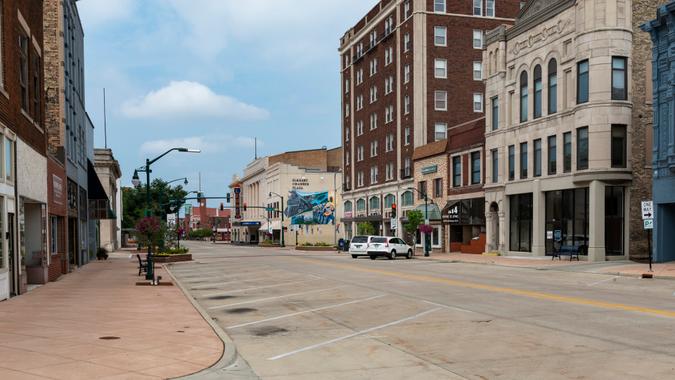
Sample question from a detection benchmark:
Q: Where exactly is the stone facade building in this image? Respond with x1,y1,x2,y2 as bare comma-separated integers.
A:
642,2,675,262
483,0,655,261
93,148,122,251
339,0,521,240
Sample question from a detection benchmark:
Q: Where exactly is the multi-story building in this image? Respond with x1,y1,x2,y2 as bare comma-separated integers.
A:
93,148,122,251
340,0,520,240
484,0,655,261
0,0,48,298
642,2,675,262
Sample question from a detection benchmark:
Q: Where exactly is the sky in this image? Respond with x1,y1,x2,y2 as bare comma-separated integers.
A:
78,0,378,203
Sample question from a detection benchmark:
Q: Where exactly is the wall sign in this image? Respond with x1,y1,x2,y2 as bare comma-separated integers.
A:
421,165,438,175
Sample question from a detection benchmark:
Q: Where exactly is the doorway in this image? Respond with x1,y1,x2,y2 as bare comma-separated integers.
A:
68,217,78,268
8,213,15,296
489,202,499,251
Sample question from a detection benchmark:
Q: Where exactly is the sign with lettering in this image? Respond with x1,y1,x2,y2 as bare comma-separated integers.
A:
52,175,63,205
644,219,654,230
421,165,438,175
641,201,653,220
291,178,310,190
448,204,459,223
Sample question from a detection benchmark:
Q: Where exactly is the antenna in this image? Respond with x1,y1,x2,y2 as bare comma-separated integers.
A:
254,137,258,160
198,172,202,192
103,88,108,148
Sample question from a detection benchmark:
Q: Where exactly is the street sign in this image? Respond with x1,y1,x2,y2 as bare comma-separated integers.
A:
644,219,654,230
641,201,653,220
390,218,397,230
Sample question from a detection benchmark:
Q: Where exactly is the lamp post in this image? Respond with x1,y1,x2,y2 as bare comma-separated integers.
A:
269,192,285,247
166,177,189,186
132,148,200,281
407,187,430,257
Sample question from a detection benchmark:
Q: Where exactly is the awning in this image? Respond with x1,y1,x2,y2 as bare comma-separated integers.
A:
88,160,115,220
414,203,442,221
87,160,108,200
442,198,486,225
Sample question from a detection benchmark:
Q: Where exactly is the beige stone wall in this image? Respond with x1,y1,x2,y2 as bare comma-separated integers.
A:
43,0,65,159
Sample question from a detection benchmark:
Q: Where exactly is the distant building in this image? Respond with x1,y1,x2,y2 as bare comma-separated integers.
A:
642,3,675,262
183,196,231,241
93,149,122,251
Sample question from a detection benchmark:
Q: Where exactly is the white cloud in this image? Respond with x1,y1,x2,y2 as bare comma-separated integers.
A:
141,135,261,155
122,81,269,120
77,0,136,28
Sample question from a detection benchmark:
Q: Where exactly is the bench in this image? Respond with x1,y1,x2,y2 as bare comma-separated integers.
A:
137,254,149,276
552,245,586,261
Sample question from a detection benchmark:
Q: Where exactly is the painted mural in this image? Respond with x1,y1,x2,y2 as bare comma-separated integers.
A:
285,190,335,225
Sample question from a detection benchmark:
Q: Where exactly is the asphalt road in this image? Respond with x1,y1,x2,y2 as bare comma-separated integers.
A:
168,242,675,380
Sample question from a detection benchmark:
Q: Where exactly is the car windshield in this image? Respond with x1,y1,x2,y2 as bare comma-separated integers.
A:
351,236,368,243
371,237,387,243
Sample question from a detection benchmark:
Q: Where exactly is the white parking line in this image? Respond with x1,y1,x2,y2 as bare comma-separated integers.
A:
201,280,318,297
227,295,386,329
267,307,442,361
189,277,274,290
208,287,345,310
422,300,475,314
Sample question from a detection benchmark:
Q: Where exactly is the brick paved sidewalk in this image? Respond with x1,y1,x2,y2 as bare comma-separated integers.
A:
0,251,222,380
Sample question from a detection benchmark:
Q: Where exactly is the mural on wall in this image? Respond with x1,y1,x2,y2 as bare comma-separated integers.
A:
285,190,335,225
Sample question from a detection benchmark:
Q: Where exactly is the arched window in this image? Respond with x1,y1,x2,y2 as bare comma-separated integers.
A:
548,59,557,114
344,201,353,212
533,65,542,118
356,199,366,211
401,191,414,206
384,194,396,208
520,71,528,123
369,196,380,212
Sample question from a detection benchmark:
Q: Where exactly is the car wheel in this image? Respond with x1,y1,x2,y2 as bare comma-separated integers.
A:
407,250,413,259
389,250,396,260
351,255,358,259
369,255,376,260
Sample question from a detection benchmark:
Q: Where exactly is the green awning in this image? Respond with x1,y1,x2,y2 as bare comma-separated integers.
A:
414,203,442,221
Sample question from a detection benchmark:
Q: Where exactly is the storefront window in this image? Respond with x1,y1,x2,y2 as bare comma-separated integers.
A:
545,188,589,255
509,193,532,252
605,186,624,256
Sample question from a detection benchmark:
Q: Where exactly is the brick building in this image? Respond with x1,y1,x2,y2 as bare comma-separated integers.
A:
183,196,231,242
340,0,520,240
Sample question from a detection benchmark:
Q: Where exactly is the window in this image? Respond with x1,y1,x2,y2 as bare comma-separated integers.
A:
344,201,353,213
369,196,380,212
520,142,528,179
357,172,364,187
404,157,411,176
577,60,589,104
370,140,378,157
356,69,363,85
384,16,394,35
5,138,12,181
385,46,394,66
386,163,394,180
404,64,411,83
519,71,528,122
473,30,483,49
357,198,366,211
356,121,364,135
473,93,483,112
370,58,378,76
345,103,350,117
435,91,447,111
508,145,515,180
577,127,589,170
491,96,499,131
434,26,447,46
435,59,447,78
611,125,626,168
370,30,378,47
545,188,589,254
473,0,483,15
471,151,481,184
533,65,542,118
612,57,627,100
385,134,394,152
384,194,395,209
434,178,443,197
509,193,533,252
548,135,557,175
19,33,29,112
370,166,379,184
434,0,446,12
33,54,40,123
404,1,412,18
534,139,542,177
486,0,495,17
370,113,378,130
404,33,411,52
370,86,378,103
418,181,427,199
404,127,411,145
491,149,499,183
401,190,413,206
385,105,394,123
345,127,350,142
473,61,482,80
563,132,572,172
345,78,349,94
452,156,462,187
435,123,447,141
404,95,411,114
548,59,557,114
357,145,364,161
386,76,394,94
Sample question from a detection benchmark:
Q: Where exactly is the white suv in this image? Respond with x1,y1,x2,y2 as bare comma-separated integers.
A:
350,235,414,260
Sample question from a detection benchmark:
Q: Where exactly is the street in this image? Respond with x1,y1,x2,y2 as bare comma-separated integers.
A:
169,242,675,379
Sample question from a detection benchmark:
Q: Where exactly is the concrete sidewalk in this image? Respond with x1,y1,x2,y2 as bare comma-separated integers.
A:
0,251,223,380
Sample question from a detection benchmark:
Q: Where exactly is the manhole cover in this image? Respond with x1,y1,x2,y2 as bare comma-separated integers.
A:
98,336,120,340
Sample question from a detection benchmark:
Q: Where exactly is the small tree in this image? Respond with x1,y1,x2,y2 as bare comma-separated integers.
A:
136,217,164,251
403,210,424,246
357,222,376,235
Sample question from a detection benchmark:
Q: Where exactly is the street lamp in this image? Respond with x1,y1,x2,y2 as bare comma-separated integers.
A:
176,191,198,249
407,187,431,257
166,177,189,186
133,147,200,282
269,192,285,247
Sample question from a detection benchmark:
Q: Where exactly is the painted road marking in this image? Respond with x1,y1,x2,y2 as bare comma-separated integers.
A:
587,276,619,287
294,258,675,319
227,295,386,329
267,307,442,361
201,280,319,297
422,300,475,314
208,287,345,310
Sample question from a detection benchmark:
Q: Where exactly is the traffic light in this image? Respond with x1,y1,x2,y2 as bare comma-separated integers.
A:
226,193,231,203
220,203,224,211
243,202,247,212
391,203,397,218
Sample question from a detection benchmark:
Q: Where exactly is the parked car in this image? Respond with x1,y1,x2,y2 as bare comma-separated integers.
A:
349,235,414,260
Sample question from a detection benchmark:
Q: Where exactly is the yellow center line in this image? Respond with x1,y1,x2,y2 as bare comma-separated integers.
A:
294,257,675,319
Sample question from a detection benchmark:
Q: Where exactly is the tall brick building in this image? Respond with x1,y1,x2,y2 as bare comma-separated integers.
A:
340,0,521,239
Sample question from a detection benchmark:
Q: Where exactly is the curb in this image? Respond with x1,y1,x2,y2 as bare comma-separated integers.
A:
163,264,259,379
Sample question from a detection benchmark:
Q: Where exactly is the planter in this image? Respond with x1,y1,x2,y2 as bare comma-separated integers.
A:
295,246,337,252
153,254,192,263
259,244,281,248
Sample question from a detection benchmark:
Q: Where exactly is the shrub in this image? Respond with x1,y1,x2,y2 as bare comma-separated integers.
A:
158,247,189,255
188,228,213,240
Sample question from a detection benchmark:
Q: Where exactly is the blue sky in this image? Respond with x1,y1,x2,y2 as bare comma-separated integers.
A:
78,0,378,203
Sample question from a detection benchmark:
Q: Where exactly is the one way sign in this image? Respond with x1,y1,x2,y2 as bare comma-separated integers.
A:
641,201,653,220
